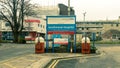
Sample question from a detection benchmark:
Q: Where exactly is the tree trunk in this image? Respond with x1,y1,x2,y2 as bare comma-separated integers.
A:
13,31,19,43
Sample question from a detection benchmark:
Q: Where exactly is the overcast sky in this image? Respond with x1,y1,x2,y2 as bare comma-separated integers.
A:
31,0,120,21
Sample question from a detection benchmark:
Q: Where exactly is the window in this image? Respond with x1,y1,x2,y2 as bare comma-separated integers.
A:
38,24,40,27
101,23,103,25
112,35,117,39
82,28,84,30
96,23,99,25
41,25,42,28
43,25,44,28
78,28,81,30
86,28,89,30
39,25,42,28
116,24,119,27
5,22,10,26
111,24,113,27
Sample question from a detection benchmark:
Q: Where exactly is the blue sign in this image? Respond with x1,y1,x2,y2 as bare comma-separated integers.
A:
46,16,76,53
92,33,96,41
52,34,62,47
47,24,76,31
52,34,61,38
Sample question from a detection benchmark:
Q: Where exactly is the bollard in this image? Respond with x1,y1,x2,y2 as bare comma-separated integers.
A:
81,37,90,54
35,37,45,54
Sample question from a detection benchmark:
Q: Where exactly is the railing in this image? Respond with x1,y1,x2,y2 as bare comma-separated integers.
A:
76,29,103,33
76,24,103,28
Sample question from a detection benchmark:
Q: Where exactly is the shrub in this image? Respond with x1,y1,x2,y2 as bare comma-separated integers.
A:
90,46,97,53
18,36,26,44
0,39,2,43
0,40,10,43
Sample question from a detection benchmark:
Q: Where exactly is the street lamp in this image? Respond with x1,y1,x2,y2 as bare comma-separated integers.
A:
68,0,70,16
83,12,87,43
68,0,72,52
83,12,86,21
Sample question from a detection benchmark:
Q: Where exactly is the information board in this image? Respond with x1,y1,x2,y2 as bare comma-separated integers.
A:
47,16,76,34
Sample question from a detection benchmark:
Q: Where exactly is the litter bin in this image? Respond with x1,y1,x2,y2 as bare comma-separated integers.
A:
81,37,90,54
35,37,45,54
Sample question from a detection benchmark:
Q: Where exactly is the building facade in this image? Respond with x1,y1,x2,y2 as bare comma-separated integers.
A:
0,4,75,41
76,21,120,41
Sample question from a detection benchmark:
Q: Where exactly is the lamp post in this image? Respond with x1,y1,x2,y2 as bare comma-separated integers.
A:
68,0,70,16
68,0,73,53
83,12,86,22
83,12,87,43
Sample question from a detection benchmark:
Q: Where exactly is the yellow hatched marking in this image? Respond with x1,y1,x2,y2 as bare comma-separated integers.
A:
4,63,16,68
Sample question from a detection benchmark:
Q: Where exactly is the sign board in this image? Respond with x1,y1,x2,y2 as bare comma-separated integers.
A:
47,16,76,34
46,16,76,53
54,38,68,44
24,19,40,23
48,17,75,24
47,24,75,31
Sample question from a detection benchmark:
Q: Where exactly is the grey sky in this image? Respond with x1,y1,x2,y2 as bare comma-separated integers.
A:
31,0,120,21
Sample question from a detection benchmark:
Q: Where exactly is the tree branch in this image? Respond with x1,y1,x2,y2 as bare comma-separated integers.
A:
0,11,14,30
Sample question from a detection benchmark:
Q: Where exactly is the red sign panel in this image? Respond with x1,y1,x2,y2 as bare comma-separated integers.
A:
54,42,68,45
24,19,40,23
48,31,75,34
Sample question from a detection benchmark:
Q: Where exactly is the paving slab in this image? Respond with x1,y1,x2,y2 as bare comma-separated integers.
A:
0,53,100,68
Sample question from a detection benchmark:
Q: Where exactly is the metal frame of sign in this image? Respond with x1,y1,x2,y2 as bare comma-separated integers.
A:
92,33,96,47
46,16,76,53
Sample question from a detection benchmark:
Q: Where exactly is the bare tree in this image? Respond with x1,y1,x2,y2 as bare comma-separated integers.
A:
0,0,36,43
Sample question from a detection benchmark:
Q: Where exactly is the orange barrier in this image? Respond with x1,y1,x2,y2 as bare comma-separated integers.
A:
35,37,45,54
81,43,90,54
81,37,90,54
35,42,44,54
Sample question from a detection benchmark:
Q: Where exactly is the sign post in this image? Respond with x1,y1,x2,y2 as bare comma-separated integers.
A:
92,33,96,47
46,16,76,53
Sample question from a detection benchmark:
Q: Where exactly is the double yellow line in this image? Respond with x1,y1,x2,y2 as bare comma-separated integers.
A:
47,56,84,68
48,59,60,68
47,52,105,68
47,57,81,68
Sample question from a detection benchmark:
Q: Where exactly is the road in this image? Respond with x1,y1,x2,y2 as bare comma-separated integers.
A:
55,44,120,68
0,43,35,61
1,43,120,68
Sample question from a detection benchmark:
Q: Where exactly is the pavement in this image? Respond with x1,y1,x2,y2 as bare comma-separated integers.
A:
0,52,101,68
0,43,101,68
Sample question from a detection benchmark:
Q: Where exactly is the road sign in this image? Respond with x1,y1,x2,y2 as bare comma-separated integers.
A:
46,16,76,34
54,38,68,44
46,16,76,53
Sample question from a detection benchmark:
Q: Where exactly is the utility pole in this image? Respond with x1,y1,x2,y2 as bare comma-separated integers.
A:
68,0,70,16
83,12,86,22
68,0,72,53
83,12,87,43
